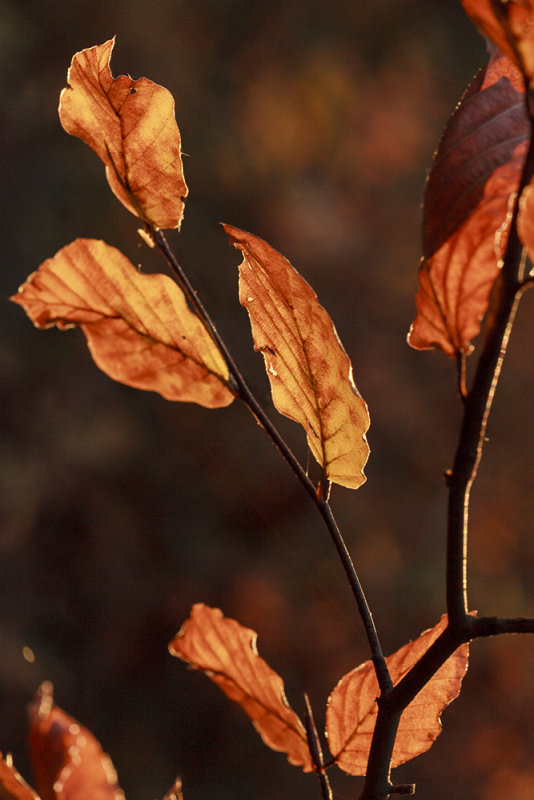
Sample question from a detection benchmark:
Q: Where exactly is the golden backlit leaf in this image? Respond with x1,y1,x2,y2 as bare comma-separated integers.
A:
0,755,40,800
162,779,183,800
169,604,314,772
463,0,534,83
59,38,188,229
408,52,529,356
517,183,534,259
223,224,370,489
11,239,234,408
326,616,470,775
28,683,124,800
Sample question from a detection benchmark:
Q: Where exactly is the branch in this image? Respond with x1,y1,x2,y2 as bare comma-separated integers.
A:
446,122,534,627
472,616,534,637
360,124,534,800
152,229,391,691
304,694,334,800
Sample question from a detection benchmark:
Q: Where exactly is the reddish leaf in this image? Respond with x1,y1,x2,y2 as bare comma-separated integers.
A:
59,39,188,229
28,683,124,800
408,52,529,356
11,239,234,408
463,1,534,83
169,604,314,772
224,224,370,489
0,755,40,800
517,183,534,260
326,616,470,775
162,779,183,800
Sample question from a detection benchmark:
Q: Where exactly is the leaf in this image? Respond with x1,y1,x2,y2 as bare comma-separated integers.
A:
28,682,124,800
11,239,234,409
162,779,183,800
0,755,40,800
325,615,470,775
517,183,534,259
59,38,188,229
408,52,529,356
223,224,370,489
463,0,534,83
169,603,314,772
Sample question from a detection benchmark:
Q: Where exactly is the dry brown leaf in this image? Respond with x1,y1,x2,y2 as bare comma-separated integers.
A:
11,238,234,408
463,0,534,83
59,39,188,229
169,604,314,772
28,683,124,800
0,755,40,800
326,616,470,775
517,183,534,260
223,224,370,489
408,52,528,356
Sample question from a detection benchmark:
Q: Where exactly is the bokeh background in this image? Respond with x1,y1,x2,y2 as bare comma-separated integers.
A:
2,1,534,798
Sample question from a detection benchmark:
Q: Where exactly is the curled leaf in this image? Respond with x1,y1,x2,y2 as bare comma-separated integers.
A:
326,616,470,775
169,604,314,772
0,754,40,800
28,682,124,800
408,52,529,356
463,0,534,83
59,38,188,229
11,239,234,408
224,224,370,489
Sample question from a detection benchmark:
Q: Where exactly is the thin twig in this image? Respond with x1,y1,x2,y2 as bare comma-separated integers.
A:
152,228,391,691
446,119,534,626
304,694,334,800
472,616,534,637
360,75,534,800
456,352,467,402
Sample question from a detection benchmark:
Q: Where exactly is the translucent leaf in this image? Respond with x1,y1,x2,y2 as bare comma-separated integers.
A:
517,183,534,259
169,604,314,772
0,755,40,800
408,52,529,356
28,683,124,800
326,616,470,775
162,779,183,800
11,239,234,408
59,39,188,229
224,224,370,489
463,0,534,83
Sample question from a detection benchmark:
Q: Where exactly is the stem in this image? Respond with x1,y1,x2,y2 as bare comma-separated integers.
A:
304,694,334,800
446,123,534,625
359,627,460,800
456,353,467,402
360,85,534,800
152,229,391,690
446,288,522,624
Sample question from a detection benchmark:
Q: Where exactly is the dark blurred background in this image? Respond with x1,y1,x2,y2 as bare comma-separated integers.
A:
2,1,534,798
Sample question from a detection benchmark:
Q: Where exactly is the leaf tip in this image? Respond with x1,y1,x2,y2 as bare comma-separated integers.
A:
28,681,54,722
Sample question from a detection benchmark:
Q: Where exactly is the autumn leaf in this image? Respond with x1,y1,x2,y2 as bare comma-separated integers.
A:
28,682,124,800
169,604,314,772
463,0,534,84
11,239,234,408
223,224,370,490
0,755,40,800
408,52,529,356
517,183,534,260
59,38,188,229
162,779,183,800
325,616,469,775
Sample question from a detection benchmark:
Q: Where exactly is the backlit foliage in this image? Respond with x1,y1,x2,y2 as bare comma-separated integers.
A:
7,3,534,798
